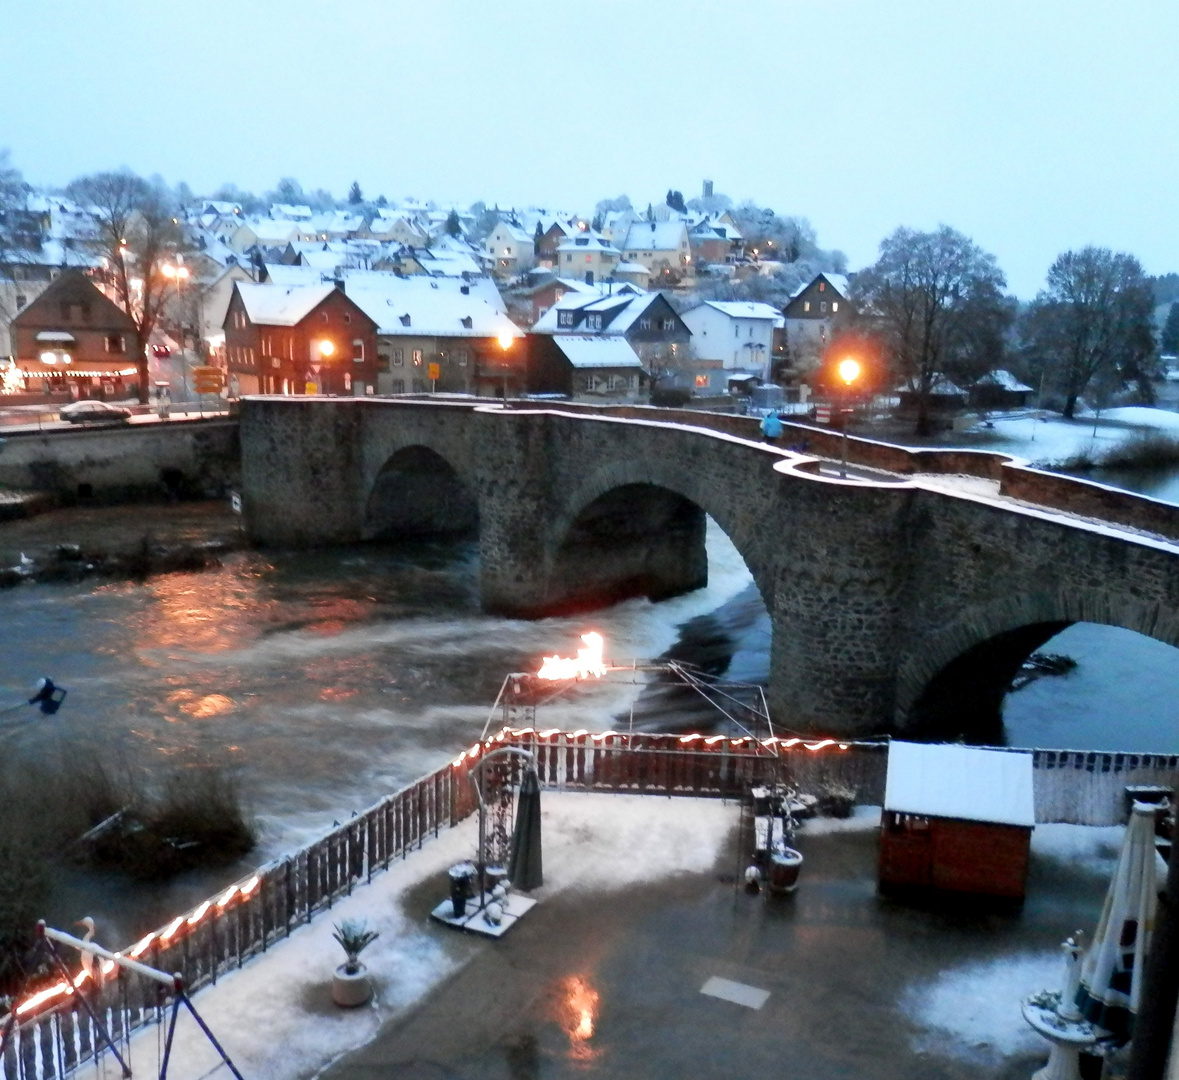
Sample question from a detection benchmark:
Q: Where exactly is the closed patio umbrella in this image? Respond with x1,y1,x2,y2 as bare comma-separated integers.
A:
508,765,543,892
1076,801,1160,1044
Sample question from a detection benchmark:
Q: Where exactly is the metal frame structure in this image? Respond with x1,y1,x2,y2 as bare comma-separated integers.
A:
0,922,244,1080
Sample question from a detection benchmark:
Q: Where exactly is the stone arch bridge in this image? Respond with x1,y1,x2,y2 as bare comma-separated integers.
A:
241,397,1179,739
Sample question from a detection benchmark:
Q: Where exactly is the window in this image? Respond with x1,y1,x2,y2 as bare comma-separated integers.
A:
505,247,512,255
352,339,364,361
820,301,827,313
558,311,575,327
803,301,811,313
391,378,405,393
344,313,352,325
566,254,573,263
832,302,839,312
695,374,709,388
734,325,739,338
586,314,602,330
321,311,328,323
585,254,592,263
583,375,595,391
104,335,125,353
661,318,674,331
818,281,826,292
456,349,468,366
412,349,423,366
393,348,404,366
639,317,652,330
15,293,25,309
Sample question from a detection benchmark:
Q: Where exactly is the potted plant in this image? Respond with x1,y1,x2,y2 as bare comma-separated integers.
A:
331,919,379,1007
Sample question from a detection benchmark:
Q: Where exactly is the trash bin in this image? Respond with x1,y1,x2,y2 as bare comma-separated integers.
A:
448,861,476,918
767,848,804,896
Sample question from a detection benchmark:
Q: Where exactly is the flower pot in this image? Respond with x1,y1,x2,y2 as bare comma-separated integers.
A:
332,962,372,1007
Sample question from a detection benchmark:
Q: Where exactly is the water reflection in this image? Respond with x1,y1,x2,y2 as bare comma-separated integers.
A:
559,974,600,1062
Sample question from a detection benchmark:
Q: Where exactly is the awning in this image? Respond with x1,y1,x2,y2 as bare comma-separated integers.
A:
35,331,77,343
17,360,137,378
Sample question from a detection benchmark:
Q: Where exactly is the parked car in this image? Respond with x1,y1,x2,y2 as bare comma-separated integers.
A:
60,401,133,424
151,343,171,358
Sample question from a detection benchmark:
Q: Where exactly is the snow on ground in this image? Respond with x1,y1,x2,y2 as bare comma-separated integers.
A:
974,406,1179,467
902,951,1061,1065
798,804,882,835
91,792,737,1080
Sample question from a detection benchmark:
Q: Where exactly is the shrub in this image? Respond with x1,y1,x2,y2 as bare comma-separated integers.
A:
332,919,379,973
650,387,692,408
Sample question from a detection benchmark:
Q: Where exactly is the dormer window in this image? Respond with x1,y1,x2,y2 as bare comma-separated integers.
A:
587,314,602,330
558,311,575,328
400,313,411,326
460,316,473,329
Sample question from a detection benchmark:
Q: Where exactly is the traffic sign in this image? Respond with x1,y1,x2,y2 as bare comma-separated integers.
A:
427,362,441,381
815,405,832,424
191,366,224,394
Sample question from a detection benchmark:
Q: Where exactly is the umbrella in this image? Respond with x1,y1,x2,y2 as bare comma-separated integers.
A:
1075,801,1160,1044
508,765,543,892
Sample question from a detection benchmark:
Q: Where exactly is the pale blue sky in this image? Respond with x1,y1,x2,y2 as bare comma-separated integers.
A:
1,0,1175,296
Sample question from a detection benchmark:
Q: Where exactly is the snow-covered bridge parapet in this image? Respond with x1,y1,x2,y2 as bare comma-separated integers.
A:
239,397,1179,738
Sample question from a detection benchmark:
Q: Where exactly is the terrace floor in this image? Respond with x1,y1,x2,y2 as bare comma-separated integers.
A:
321,800,1120,1080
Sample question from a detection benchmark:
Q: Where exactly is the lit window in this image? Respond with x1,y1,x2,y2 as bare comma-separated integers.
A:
804,301,810,312
695,374,709,388
832,302,839,312
412,349,423,365
819,282,826,292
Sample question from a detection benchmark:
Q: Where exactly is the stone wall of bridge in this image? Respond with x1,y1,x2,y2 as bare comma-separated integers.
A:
240,397,1179,738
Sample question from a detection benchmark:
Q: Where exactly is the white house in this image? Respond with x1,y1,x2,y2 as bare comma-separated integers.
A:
484,222,535,276
619,220,693,283
680,300,781,386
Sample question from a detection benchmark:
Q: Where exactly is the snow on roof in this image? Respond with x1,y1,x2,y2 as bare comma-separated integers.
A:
557,233,620,254
262,263,324,286
621,220,687,252
884,741,1035,827
532,287,665,334
701,301,783,320
236,282,336,326
248,219,302,243
976,369,1034,393
552,336,644,370
819,272,850,297
271,203,313,219
490,221,533,244
344,276,522,339
613,261,650,274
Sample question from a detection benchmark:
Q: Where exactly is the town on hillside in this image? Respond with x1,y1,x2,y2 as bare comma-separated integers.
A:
3,165,1174,437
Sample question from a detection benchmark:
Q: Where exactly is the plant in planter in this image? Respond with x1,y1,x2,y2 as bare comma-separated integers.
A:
331,919,379,1007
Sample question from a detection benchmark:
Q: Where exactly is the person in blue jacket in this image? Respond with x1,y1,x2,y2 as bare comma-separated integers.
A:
760,411,783,445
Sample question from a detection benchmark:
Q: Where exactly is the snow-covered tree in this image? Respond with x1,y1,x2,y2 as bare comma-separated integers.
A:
348,180,363,205
1162,302,1179,355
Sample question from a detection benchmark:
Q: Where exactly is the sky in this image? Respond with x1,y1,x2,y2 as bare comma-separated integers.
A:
0,0,1175,298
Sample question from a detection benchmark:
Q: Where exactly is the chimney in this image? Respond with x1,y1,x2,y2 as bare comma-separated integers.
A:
703,180,713,199
460,284,470,295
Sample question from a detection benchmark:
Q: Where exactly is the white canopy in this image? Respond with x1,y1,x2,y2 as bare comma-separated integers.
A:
884,741,1036,827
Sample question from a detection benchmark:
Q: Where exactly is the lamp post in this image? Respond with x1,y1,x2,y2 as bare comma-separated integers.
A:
314,338,335,395
837,357,861,479
161,261,190,403
497,333,515,404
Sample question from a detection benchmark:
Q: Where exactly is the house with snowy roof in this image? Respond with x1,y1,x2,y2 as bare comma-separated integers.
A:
532,287,689,385
619,220,693,284
364,211,430,247
342,275,524,397
270,203,313,220
526,334,645,402
680,301,782,393
484,221,535,277
780,271,852,369
227,218,303,255
223,281,378,396
688,214,743,267
555,232,621,287
970,369,1035,410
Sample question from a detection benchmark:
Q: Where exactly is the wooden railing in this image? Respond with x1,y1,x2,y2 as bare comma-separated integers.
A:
5,729,1178,1079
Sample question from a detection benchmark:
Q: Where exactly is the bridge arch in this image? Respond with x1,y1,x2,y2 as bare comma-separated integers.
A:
362,443,480,541
895,587,1179,736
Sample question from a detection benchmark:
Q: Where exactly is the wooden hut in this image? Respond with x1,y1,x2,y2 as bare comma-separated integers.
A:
879,741,1036,901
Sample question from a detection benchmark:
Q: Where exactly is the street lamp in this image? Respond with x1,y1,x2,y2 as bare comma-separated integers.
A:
837,357,861,479
497,333,514,404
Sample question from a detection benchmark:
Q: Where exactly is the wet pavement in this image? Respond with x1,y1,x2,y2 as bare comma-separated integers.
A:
325,822,1112,1080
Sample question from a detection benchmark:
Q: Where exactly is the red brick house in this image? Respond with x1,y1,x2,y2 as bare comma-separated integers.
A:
224,281,378,395
878,741,1036,902
11,270,139,398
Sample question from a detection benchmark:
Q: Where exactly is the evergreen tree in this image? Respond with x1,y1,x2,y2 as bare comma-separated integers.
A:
666,189,686,213
445,209,462,237
348,180,363,205
534,220,544,242
1162,301,1179,355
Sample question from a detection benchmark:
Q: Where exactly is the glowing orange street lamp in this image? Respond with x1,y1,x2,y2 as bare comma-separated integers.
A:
837,357,861,478
497,333,515,403
317,339,335,359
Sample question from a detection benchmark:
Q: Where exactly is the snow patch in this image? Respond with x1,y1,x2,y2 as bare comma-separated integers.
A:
902,952,1060,1065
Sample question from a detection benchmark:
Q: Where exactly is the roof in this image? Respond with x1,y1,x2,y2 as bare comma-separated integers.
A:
884,741,1035,827
552,336,644,370
976,369,1034,393
235,282,336,326
344,276,523,339
621,220,687,252
247,219,302,243
698,301,782,321
556,233,620,254
532,287,669,335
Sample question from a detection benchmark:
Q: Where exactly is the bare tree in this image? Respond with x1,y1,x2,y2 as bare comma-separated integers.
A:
853,225,1011,435
1020,247,1157,418
66,170,186,402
